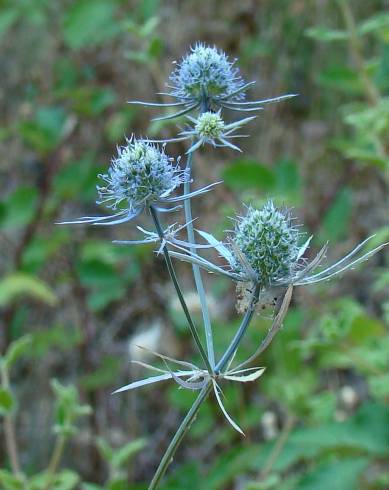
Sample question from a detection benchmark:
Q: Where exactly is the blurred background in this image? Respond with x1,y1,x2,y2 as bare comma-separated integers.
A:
1,0,389,489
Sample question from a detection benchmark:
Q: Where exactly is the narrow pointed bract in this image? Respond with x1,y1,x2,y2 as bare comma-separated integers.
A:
169,201,388,294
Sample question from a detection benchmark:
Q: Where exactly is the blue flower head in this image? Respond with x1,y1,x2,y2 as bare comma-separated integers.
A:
97,136,184,212
58,135,219,227
169,43,245,108
233,201,301,286
129,43,297,120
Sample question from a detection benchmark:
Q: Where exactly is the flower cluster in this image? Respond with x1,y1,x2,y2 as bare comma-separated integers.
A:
169,43,245,106
130,43,296,121
233,202,301,286
169,201,386,291
59,43,388,484
97,136,184,212
59,136,218,227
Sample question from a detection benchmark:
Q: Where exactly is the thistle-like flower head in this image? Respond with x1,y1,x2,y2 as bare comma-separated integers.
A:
169,43,245,106
97,136,184,212
195,111,225,138
233,201,301,286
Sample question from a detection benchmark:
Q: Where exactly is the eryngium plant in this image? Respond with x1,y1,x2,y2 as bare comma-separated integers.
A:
59,43,388,489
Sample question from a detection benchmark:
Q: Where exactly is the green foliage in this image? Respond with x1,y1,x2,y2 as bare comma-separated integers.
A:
63,0,121,50
19,106,69,154
0,273,57,307
51,379,91,437
1,335,32,369
0,186,39,230
0,387,15,415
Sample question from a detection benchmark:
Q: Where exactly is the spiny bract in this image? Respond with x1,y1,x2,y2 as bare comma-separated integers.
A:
233,201,301,286
97,137,184,211
169,43,245,103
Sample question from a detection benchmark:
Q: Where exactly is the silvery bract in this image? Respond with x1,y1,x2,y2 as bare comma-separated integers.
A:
169,200,387,290
58,136,218,226
151,111,257,153
129,43,297,120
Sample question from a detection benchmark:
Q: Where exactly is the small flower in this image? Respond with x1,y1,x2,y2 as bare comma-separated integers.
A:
169,201,388,292
151,111,256,153
129,43,297,120
195,111,226,138
58,136,219,227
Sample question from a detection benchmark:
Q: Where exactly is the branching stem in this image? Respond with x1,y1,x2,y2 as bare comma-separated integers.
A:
149,205,212,374
183,151,215,369
148,284,261,489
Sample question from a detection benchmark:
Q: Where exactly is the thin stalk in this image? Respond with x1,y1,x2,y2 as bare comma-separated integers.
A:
183,151,215,369
43,434,67,490
216,283,261,373
148,285,260,489
149,383,212,490
336,0,380,107
149,205,212,374
259,414,296,481
1,366,21,477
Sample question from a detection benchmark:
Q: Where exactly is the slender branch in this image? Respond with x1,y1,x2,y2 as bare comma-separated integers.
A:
215,283,261,373
183,151,215,369
149,205,212,374
148,285,260,489
43,434,67,490
259,414,296,481
336,0,380,107
1,366,21,476
149,383,212,490
233,285,294,372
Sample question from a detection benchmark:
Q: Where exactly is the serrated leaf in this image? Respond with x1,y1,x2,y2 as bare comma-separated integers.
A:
305,26,349,42
111,438,147,468
4,335,32,368
0,273,57,307
358,13,389,36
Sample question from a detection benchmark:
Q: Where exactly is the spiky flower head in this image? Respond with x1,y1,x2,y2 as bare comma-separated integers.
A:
195,111,225,138
97,136,184,212
233,201,301,286
169,43,245,106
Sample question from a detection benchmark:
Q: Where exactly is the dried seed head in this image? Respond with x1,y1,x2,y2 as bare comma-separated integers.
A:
169,43,245,104
97,136,184,211
233,201,301,286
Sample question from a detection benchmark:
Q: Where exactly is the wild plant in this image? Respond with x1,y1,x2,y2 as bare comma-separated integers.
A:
60,43,387,489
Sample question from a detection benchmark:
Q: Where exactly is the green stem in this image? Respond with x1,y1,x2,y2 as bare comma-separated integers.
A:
43,434,67,490
183,151,215,369
336,0,380,107
215,283,261,373
148,285,260,489
149,383,212,490
1,366,22,477
149,206,212,374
